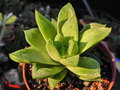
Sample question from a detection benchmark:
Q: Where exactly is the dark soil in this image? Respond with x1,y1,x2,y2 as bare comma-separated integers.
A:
24,44,112,90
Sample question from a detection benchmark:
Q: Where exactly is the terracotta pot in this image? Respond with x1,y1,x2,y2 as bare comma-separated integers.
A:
22,42,116,90
3,80,22,89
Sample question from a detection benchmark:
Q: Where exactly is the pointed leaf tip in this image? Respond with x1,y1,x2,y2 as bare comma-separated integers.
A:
57,2,78,34
9,47,59,65
79,23,111,54
35,10,57,42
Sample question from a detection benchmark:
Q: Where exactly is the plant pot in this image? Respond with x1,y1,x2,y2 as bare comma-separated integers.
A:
3,80,22,89
97,42,116,90
22,42,116,90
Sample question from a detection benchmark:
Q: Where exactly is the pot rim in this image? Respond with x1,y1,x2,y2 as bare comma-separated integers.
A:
97,42,116,90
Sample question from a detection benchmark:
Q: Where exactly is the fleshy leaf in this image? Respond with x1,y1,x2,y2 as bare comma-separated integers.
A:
57,3,77,34
9,47,59,65
62,17,78,41
68,39,78,56
79,76,102,81
46,40,61,61
79,26,111,54
90,23,106,28
5,15,17,24
0,13,2,21
67,57,101,81
48,69,68,89
54,34,67,49
80,23,106,34
60,55,79,66
51,18,57,30
35,10,57,42
54,34,68,58
32,63,64,79
24,28,46,51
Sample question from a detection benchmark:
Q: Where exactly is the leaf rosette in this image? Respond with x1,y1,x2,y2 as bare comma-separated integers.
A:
9,3,111,89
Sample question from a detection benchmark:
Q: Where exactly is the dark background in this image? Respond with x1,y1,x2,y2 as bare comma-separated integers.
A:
25,0,120,20
1,0,120,19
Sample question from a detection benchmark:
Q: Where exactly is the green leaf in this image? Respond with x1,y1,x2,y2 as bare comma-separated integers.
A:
60,55,79,66
90,23,106,28
51,18,57,30
62,17,78,41
54,34,67,49
0,13,2,21
79,76,101,81
80,23,106,34
57,3,77,34
24,28,59,64
24,28,46,51
5,15,17,24
46,40,61,62
68,39,78,56
32,63,64,79
79,26,111,54
9,47,59,65
48,69,68,89
67,57,101,81
54,34,68,58
35,10,57,42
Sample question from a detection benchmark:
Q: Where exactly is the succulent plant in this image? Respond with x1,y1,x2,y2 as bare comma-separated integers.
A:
9,3,111,89
0,12,17,46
